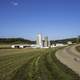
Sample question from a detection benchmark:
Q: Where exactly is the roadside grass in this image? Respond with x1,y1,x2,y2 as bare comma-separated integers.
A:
0,47,80,80
50,49,80,80
75,46,80,52
0,44,11,49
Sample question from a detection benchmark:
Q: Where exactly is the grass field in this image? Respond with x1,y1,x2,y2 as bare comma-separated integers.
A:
0,47,80,80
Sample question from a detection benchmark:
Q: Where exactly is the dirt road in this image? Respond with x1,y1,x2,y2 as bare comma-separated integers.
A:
56,44,80,76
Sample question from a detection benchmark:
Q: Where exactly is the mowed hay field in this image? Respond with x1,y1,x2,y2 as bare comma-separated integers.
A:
0,47,80,80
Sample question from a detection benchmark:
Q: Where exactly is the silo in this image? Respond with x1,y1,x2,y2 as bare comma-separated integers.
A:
44,36,48,47
36,33,43,47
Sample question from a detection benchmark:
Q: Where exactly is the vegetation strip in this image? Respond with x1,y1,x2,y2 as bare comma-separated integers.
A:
75,46,80,52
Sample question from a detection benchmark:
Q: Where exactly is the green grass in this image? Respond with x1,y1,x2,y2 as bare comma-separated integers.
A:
0,44,11,49
0,48,80,80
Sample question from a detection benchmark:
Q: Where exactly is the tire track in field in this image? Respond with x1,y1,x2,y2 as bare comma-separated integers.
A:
42,52,61,80
43,50,74,80
0,55,37,80
10,49,80,80
11,49,72,80
37,53,54,80
11,52,50,80
2,48,79,80
11,55,42,80
11,57,35,80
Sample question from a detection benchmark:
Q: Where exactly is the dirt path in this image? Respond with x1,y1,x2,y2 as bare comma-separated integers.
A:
56,44,80,76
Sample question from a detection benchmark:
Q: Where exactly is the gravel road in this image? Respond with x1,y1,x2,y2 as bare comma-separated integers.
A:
55,44,80,76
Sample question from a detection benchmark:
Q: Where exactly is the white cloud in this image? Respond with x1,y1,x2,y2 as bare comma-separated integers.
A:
13,2,19,6
10,1,19,6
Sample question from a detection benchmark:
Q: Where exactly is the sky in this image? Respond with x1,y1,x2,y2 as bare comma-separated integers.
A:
0,0,80,40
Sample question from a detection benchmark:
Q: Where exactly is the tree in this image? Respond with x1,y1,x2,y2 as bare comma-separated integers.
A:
76,36,80,44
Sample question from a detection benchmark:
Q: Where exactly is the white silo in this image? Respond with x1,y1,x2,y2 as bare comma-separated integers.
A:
36,33,43,48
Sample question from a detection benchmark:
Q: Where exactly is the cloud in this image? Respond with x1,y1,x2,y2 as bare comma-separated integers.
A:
13,2,19,6
11,1,19,6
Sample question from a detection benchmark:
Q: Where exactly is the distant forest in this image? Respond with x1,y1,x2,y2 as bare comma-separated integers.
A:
50,37,80,45
0,38,36,44
0,37,80,44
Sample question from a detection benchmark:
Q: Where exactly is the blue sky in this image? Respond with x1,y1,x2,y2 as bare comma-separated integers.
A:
0,0,80,40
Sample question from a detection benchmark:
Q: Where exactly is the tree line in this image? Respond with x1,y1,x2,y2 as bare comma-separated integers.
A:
0,36,80,44
50,37,80,45
0,38,36,44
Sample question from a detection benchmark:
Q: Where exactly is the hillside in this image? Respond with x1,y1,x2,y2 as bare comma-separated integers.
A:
0,38,36,44
50,37,80,44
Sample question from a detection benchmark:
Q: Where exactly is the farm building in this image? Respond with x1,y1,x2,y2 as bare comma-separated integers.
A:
11,44,31,48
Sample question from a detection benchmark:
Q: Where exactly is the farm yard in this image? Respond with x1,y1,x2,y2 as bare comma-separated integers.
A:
0,47,80,80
